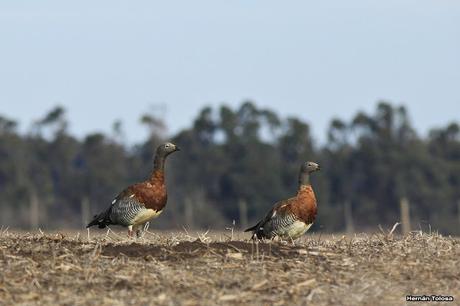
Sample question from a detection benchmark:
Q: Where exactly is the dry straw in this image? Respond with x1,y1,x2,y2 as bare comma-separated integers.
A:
0,229,459,305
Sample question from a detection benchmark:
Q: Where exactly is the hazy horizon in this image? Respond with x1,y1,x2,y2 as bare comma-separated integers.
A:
1,1,459,144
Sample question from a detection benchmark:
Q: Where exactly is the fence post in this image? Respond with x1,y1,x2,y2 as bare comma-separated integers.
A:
400,197,410,235
0,202,9,227
81,197,90,228
238,199,248,230
30,191,39,230
344,201,354,235
457,200,460,227
184,198,194,229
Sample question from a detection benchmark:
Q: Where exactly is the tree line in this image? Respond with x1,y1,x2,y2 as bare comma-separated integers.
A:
0,101,459,234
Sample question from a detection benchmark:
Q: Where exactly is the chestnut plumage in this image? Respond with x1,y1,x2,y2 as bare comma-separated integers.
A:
86,142,180,237
245,161,320,240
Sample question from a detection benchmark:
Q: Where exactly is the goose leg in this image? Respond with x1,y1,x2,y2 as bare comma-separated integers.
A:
135,222,150,238
128,225,134,238
289,236,296,246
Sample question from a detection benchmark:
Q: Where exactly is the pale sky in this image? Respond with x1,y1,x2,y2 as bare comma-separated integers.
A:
1,1,459,144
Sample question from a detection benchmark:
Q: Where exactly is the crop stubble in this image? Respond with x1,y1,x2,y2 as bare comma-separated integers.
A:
0,229,459,305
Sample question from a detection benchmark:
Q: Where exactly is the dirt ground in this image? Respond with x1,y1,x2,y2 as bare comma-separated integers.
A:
0,228,459,306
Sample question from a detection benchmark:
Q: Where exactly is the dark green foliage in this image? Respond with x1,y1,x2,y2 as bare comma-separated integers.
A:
0,102,459,234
